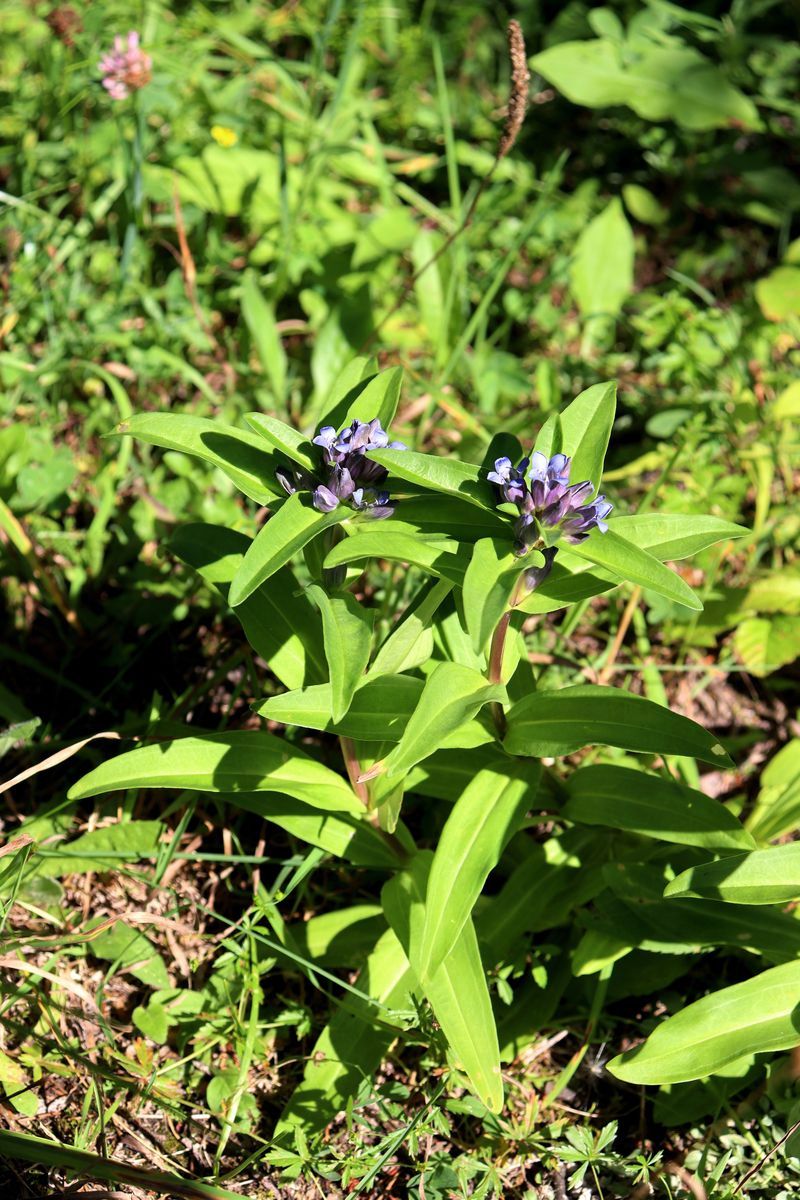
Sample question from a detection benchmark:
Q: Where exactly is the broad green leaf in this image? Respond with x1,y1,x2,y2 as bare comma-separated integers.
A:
117,412,280,504
665,843,800,905
564,765,754,852
608,961,800,1085
532,39,759,131
756,266,800,321
567,528,703,611
533,411,562,461
276,928,412,1136
382,853,503,1111
324,526,470,585
747,740,800,843
313,355,379,430
733,616,800,677
382,664,506,780
172,523,325,689
68,731,362,815
516,559,617,614
256,675,422,740
241,271,286,401
229,493,345,606
233,793,409,868
391,495,509,541
0,1051,37,1116
419,761,540,980
607,513,748,561
570,199,634,322
33,821,165,878
244,413,316,470
343,365,404,429
368,449,495,511
89,921,169,989
307,585,374,723
503,684,731,764
622,184,668,225
296,905,385,967
405,746,508,802
256,677,493,751
559,381,617,491
369,578,453,678
462,538,519,653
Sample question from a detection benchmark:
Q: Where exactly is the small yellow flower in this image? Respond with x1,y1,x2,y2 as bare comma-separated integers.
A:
211,125,238,148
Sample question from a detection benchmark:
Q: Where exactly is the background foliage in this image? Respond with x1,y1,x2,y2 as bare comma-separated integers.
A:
0,0,798,1196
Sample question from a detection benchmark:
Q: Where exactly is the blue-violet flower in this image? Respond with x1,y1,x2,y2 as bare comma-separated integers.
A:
488,449,612,557
276,418,405,520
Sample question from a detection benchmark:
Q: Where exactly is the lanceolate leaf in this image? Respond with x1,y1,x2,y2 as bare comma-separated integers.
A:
229,493,345,606
369,578,453,678
117,412,281,504
564,765,754,852
313,355,379,430
324,527,470,585
382,853,503,1112
244,413,316,470
665,843,800,905
608,961,800,1085
462,538,519,653
172,523,325,689
382,663,506,780
559,381,617,491
307,585,374,723
567,528,703,611
419,761,541,980
503,685,731,765
368,449,495,511
608,513,748,561
233,793,408,868
393,495,509,541
68,731,362,815
343,364,404,429
276,928,412,1136
256,675,423,740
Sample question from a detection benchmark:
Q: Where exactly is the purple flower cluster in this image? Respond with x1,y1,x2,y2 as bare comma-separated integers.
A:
488,450,612,556
277,418,405,519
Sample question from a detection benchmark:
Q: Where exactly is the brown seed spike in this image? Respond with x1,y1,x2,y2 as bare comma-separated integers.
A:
498,19,530,161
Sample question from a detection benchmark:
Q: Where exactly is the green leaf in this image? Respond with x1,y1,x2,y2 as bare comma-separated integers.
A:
559,382,617,491
462,538,519,653
570,199,634,322
503,685,732,765
564,766,755,852
607,513,748,561
324,526,470,585
256,675,423,741
622,184,668,226
33,821,165,878
419,761,541,980
533,412,562,461
567,528,703,611
608,961,800,1085
306,585,373,723
172,524,325,690
382,664,506,780
532,39,759,131
68,731,362,815
229,493,346,607
295,905,385,967
241,271,286,401
382,853,503,1111
665,843,800,905
369,578,453,678
342,365,404,429
89,921,169,989
368,449,495,511
747,740,800,843
232,793,408,868
313,355,379,430
117,412,280,504
734,616,800,677
276,928,412,1135
0,1050,38,1116
390,495,509,541
244,413,316,470
756,266,800,321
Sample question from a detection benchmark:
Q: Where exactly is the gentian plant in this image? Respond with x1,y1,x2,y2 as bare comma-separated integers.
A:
71,361,768,1136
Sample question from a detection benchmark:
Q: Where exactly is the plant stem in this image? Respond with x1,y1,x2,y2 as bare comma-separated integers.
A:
341,736,369,806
